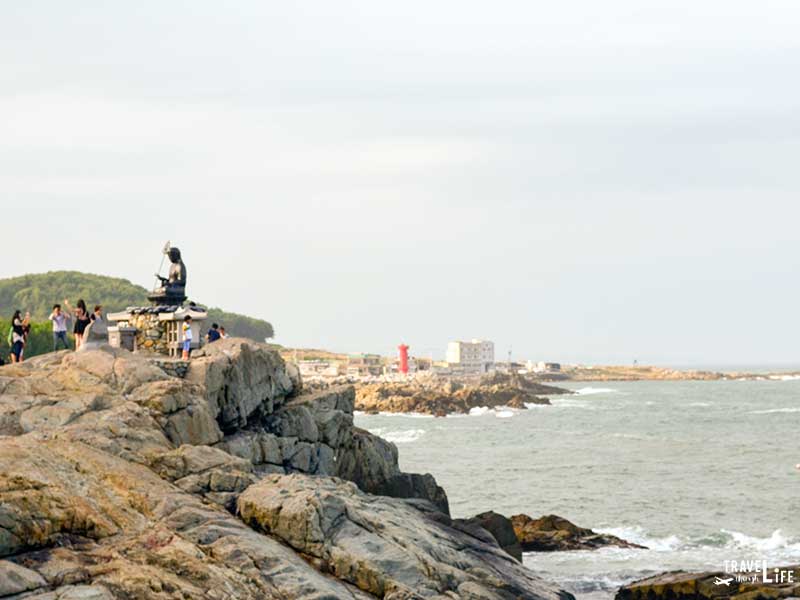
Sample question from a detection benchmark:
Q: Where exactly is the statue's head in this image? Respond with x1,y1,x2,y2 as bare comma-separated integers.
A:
168,247,182,263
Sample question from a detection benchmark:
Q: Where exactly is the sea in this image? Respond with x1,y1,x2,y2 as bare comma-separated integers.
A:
354,378,800,598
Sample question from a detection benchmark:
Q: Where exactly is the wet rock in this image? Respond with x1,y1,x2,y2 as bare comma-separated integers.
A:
511,514,647,552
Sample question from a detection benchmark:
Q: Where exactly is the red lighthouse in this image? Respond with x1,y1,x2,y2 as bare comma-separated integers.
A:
398,343,409,375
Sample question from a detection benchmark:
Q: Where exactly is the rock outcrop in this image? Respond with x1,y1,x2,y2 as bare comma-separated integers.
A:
356,373,568,416
0,339,573,600
511,514,646,552
460,512,524,561
239,475,569,600
616,566,800,600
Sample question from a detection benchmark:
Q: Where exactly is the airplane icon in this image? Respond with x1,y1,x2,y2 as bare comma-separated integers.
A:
713,577,733,586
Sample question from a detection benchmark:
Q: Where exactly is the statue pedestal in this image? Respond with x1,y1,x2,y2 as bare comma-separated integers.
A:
108,305,207,357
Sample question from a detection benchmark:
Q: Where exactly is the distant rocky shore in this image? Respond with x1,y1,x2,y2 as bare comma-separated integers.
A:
538,365,800,382
355,371,570,416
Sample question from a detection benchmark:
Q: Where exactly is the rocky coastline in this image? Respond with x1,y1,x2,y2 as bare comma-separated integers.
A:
355,372,570,416
616,566,800,600
0,339,574,599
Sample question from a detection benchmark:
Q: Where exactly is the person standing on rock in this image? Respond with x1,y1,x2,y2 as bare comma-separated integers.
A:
66,299,91,350
182,315,193,360
49,304,72,351
90,305,104,324
9,310,29,363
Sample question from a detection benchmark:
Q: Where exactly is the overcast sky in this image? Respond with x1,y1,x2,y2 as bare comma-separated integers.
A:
2,1,799,365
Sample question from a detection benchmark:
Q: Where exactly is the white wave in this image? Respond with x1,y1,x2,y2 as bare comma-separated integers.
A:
468,406,516,418
353,410,435,419
574,387,617,396
593,525,800,555
524,402,551,409
377,411,434,418
595,526,681,552
371,428,426,444
769,374,800,381
722,529,800,553
749,407,800,414
687,402,712,407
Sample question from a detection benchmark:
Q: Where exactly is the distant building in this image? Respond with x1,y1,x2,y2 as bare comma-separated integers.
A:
297,360,340,378
446,339,494,373
346,353,383,377
528,361,561,373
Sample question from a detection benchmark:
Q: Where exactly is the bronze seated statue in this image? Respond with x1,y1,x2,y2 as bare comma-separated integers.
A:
148,247,187,305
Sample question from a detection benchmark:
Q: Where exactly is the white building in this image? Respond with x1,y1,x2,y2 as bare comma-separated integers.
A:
446,339,495,373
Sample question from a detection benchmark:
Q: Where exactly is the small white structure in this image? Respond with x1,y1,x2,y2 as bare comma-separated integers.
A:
446,339,495,373
527,361,562,374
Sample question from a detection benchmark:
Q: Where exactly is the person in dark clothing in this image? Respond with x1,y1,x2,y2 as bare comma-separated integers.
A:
206,323,221,343
9,310,29,363
66,299,91,350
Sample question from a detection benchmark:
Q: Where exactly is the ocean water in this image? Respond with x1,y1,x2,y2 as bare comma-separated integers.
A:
354,380,800,598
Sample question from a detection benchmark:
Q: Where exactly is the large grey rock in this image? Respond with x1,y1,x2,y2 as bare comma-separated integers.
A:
185,338,293,431
460,511,523,562
336,427,401,491
375,472,450,516
239,474,572,600
266,403,319,442
0,560,47,596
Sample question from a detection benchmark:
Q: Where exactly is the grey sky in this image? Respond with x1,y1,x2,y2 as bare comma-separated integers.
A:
2,1,799,365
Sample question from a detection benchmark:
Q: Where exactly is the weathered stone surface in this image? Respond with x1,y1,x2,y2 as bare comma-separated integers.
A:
615,566,800,600
0,559,47,596
375,472,450,516
185,338,294,431
239,474,571,600
266,403,319,442
512,514,646,552
0,343,572,599
336,427,400,490
460,511,523,562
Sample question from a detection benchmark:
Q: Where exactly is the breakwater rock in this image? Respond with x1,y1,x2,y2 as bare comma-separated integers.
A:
511,514,647,552
0,338,573,600
616,566,800,600
356,372,569,416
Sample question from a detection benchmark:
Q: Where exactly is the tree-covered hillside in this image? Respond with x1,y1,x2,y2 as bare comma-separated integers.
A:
0,271,274,342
